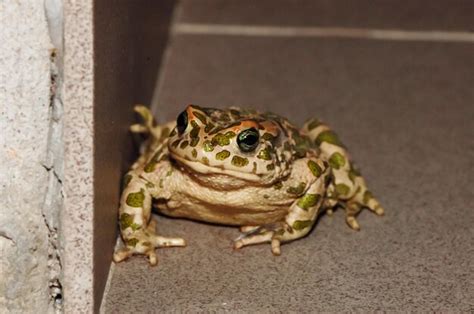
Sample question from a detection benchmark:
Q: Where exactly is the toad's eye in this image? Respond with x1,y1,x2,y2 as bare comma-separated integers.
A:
237,128,259,152
176,110,188,135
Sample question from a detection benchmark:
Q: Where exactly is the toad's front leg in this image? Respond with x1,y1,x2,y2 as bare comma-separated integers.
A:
113,171,186,266
234,158,330,255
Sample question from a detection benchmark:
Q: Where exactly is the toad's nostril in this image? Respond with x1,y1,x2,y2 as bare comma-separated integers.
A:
176,110,188,135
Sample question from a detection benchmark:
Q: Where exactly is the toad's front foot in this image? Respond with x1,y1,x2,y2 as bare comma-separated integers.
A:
234,223,288,256
113,220,186,266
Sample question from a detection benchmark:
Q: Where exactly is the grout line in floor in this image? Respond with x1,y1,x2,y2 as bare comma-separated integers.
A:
173,23,474,43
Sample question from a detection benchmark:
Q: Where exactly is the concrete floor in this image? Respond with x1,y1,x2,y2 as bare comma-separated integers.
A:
102,1,474,312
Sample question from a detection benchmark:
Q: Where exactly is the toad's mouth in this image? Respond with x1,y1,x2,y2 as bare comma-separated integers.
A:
171,154,263,182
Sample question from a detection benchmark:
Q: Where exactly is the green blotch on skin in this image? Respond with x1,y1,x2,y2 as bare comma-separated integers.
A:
274,181,283,190
190,120,200,138
324,173,334,187
145,182,155,188
263,194,270,199
262,132,276,142
231,155,249,167
230,109,241,119
122,174,132,189
166,169,173,176
212,133,230,146
225,131,236,138
307,118,322,130
179,140,189,149
171,139,180,148
142,241,152,247
144,151,163,173
159,179,164,188
216,150,230,160
335,183,350,196
307,160,322,177
297,193,321,210
315,130,344,147
126,189,145,207
144,161,157,173
329,152,346,170
191,148,197,158
292,220,312,230
120,213,141,231
266,164,275,171
287,182,306,196
257,148,271,160
190,137,200,147
203,140,214,152
363,190,373,204
126,238,139,247
293,132,312,158
202,156,209,165
211,131,235,147
193,111,207,124
348,164,361,183
204,122,215,133
274,229,285,237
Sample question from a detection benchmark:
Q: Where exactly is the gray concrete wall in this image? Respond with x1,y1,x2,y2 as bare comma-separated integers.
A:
0,0,63,312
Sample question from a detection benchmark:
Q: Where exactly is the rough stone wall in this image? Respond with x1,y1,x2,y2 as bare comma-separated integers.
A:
0,0,63,312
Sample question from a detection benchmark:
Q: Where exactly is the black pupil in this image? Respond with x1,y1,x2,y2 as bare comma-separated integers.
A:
176,111,188,134
238,128,259,152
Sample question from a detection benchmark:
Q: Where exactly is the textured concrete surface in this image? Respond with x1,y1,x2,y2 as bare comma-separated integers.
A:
103,3,474,311
0,0,62,312
62,0,94,311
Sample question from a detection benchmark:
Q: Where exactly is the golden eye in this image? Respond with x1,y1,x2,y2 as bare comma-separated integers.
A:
237,128,259,152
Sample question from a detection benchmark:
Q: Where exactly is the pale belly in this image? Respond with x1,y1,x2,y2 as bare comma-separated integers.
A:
155,195,291,226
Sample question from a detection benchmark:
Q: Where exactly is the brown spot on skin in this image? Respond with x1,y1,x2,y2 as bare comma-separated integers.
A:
171,139,180,148
266,164,275,171
252,162,257,173
169,128,177,137
191,149,197,158
274,181,283,190
192,111,207,124
179,140,189,149
190,121,200,138
190,137,200,147
204,122,215,133
202,156,210,165
122,174,132,189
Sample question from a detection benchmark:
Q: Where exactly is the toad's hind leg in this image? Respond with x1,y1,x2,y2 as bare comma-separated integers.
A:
303,118,385,230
